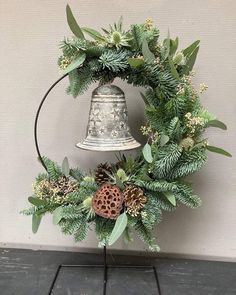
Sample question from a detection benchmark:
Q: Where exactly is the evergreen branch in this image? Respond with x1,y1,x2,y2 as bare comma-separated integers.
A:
99,50,130,72
169,148,207,179
153,144,182,178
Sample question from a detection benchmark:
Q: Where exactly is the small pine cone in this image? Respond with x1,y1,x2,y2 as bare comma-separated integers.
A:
56,177,79,195
95,163,112,185
124,185,147,217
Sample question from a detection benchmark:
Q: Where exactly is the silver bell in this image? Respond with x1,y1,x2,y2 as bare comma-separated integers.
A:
76,84,141,151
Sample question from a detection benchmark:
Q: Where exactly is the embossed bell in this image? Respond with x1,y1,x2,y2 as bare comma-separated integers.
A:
76,84,141,151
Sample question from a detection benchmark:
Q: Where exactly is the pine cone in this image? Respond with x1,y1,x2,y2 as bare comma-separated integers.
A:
124,185,147,217
95,163,112,185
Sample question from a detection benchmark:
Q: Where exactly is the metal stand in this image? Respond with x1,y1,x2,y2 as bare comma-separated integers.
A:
48,246,162,295
35,77,162,295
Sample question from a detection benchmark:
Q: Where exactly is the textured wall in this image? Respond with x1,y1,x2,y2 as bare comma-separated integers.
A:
0,0,235,260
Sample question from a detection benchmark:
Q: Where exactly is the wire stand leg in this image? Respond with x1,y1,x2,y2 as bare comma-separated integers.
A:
103,246,107,295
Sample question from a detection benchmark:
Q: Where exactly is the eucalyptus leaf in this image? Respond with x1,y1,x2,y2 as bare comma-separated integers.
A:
206,120,227,130
163,30,170,60
62,157,70,177
168,58,180,80
108,212,128,245
115,174,125,190
116,169,128,182
169,37,179,56
62,53,86,74
66,4,85,39
53,206,64,225
142,143,153,163
142,38,155,61
191,139,207,150
81,27,105,41
32,214,42,234
163,191,176,206
206,145,232,157
183,40,200,57
128,57,145,68
160,134,169,147
28,197,47,207
183,46,199,75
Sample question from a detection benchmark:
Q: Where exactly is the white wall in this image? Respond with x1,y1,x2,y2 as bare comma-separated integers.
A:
0,0,235,260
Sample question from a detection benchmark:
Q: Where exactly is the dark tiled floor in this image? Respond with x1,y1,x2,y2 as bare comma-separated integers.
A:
0,248,236,295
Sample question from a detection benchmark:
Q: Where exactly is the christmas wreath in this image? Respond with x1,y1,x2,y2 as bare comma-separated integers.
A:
22,5,231,251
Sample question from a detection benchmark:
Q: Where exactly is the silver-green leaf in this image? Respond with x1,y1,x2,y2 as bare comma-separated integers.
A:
52,206,64,225
206,145,232,157
28,197,47,207
183,46,199,75
62,53,86,74
62,157,70,177
142,38,155,61
81,27,106,41
66,4,85,39
108,212,128,245
206,120,227,130
163,191,176,206
142,143,153,163
128,57,145,68
160,134,170,147
183,40,200,57
168,58,180,80
32,214,42,234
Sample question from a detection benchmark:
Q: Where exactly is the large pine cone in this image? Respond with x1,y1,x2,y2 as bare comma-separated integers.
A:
92,184,123,219
124,185,147,216
95,163,112,185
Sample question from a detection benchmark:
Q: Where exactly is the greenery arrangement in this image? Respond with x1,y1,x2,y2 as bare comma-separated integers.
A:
22,5,231,251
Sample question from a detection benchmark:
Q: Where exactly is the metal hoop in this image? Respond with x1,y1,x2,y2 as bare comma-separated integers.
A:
34,73,69,171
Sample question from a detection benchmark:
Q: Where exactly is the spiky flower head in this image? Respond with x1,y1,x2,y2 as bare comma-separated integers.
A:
104,17,133,48
173,52,186,66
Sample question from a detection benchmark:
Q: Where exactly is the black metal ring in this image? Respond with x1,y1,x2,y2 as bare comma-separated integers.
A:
34,73,69,171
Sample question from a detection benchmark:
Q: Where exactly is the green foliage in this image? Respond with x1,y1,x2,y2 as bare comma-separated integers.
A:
142,143,153,163
95,217,115,245
145,106,166,134
128,217,160,251
141,193,162,230
67,65,95,97
59,38,86,57
174,182,202,208
79,179,98,199
135,179,178,193
130,23,159,52
168,148,207,179
167,117,182,141
70,167,84,181
59,204,88,242
153,144,182,178
60,216,88,242
206,145,232,157
32,214,42,234
142,88,159,107
99,50,130,72
42,156,62,181
66,4,85,39
108,212,128,245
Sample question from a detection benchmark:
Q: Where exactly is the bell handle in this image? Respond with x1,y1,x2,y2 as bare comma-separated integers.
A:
34,73,69,171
